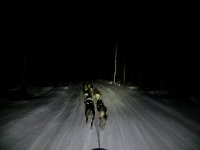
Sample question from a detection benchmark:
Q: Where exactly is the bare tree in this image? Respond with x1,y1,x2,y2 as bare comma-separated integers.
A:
123,62,126,84
113,43,117,84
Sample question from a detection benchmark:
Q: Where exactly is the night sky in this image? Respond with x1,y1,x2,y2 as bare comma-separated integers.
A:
1,9,199,95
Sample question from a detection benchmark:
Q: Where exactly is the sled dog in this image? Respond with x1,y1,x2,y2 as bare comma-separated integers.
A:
82,82,93,99
84,97,95,128
96,99,108,128
83,82,93,93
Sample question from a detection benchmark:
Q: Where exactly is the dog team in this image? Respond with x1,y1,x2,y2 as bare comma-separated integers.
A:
82,82,108,129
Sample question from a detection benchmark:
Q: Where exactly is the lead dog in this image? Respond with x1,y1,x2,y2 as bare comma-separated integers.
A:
82,82,93,93
96,99,108,128
84,97,95,128
82,83,93,99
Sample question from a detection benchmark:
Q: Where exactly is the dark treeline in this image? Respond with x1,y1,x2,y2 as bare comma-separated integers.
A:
1,20,199,98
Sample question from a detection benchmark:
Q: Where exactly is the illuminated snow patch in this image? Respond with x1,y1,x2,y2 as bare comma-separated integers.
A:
128,86,139,90
63,86,69,90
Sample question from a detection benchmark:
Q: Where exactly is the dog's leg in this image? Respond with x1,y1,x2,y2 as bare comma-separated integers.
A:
102,111,108,128
90,120,93,129
99,117,105,129
85,110,89,123
104,112,108,120
90,110,95,129
86,116,88,123
99,117,102,127
103,118,106,128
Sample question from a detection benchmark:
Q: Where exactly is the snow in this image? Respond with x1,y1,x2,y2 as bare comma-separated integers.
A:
0,80,200,150
128,86,139,90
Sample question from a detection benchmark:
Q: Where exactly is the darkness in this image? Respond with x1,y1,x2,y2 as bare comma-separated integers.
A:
1,8,199,97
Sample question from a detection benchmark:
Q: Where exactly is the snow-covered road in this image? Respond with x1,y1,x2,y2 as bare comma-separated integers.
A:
0,81,200,150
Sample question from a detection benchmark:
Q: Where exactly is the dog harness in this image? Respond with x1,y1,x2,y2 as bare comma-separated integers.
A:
84,98,94,105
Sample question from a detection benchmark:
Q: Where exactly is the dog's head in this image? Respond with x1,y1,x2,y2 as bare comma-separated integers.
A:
84,98,94,105
97,99,104,106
